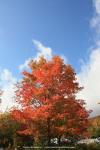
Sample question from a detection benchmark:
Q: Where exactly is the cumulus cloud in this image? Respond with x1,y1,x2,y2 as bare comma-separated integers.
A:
32,40,68,63
0,69,17,111
77,48,100,116
19,58,32,71
19,40,53,71
91,0,100,39
19,40,68,71
78,0,100,117
33,40,53,61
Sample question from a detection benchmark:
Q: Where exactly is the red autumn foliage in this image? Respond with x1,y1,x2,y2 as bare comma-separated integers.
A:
11,56,90,144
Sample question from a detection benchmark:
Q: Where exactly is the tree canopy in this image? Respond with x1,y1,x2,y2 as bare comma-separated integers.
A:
11,56,90,145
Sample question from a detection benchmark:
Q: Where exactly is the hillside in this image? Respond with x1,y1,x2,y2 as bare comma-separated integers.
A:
89,115,100,127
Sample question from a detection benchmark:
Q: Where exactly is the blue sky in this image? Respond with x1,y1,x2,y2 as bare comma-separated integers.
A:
0,0,93,76
0,0,100,116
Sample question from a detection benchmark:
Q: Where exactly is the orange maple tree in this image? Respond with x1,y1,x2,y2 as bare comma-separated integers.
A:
11,56,90,145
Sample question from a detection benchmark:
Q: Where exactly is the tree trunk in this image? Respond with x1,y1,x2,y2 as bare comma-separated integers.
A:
13,134,17,149
47,118,51,146
58,136,61,146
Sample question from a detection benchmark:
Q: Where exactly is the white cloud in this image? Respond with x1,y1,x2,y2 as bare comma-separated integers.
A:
78,0,100,117
33,40,53,61
0,69,17,111
91,0,100,38
77,48,100,116
19,40,53,71
19,40,68,71
19,58,32,71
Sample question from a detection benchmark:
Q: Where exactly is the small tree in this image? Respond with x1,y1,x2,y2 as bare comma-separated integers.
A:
89,116,100,138
11,56,90,145
0,112,21,148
